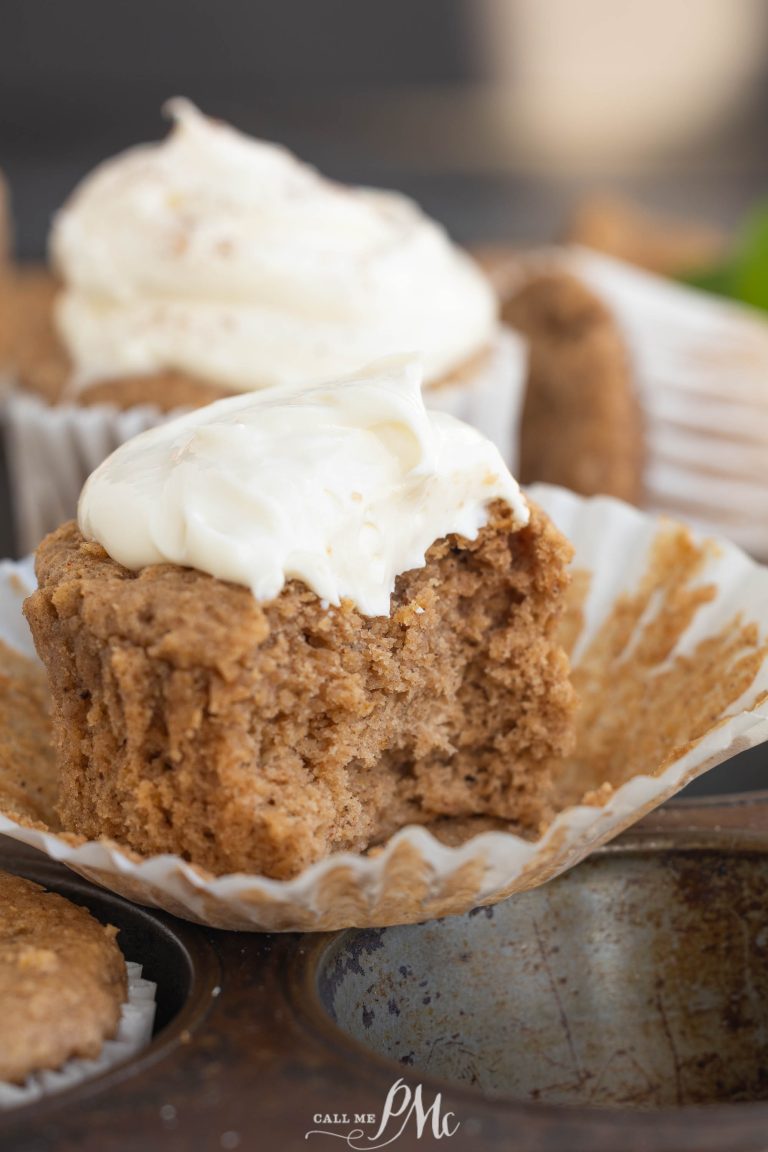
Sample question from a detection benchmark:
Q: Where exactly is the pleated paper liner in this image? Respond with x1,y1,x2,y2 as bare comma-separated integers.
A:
2,328,525,556
568,245,768,406
1,485,768,931
540,246,768,557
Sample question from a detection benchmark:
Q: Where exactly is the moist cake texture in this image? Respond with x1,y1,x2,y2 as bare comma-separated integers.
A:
25,501,575,879
0,870,126,1083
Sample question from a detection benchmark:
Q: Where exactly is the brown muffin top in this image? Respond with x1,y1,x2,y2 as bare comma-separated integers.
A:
0,870,126,1083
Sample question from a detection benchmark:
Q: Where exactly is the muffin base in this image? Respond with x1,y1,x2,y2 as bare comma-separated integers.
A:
24,501,576,881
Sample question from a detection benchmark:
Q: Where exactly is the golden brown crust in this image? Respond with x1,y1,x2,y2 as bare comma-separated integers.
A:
24,503,576,879
566,195,726,278
8,270,492,412
502,271,645,503
0,870,126,1083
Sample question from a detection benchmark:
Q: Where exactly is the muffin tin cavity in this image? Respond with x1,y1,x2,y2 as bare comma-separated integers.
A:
316,844,768,1109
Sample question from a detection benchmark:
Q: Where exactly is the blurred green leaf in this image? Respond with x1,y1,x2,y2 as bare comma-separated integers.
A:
729,206,768,310
679,202,768,312
681,263,734,296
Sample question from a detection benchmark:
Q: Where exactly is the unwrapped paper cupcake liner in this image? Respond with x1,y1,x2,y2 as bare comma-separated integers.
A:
2,327,526,557
0,959,156,1109
1,485,768,931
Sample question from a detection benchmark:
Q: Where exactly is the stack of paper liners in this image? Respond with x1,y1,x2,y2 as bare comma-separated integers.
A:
0,486,767,931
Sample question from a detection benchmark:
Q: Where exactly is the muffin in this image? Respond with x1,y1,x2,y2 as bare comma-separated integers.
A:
4,100,525,552
472,247,645,502
0,870,126,1083
502,271,644,503
24,359,576,880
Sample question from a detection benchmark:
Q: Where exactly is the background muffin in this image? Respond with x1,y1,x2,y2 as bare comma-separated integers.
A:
4,101,525,553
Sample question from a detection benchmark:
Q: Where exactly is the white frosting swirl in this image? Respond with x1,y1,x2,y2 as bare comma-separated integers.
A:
77,358,528,616
52,100,497,394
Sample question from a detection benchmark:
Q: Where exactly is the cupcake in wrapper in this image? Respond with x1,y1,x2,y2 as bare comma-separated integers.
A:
480,240,768,561
2,100,525,554
0,959,156,1109
24,362,576,882
2,452,768,929
0,864,155,1108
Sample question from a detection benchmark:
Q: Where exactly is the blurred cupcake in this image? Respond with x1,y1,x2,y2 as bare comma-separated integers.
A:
563,246,768,557
4,100,524,553
479,235,768,559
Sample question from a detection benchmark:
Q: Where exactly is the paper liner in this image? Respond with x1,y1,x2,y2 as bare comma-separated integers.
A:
0,959,156,1108
2,485,768,931
3,395,172,556
1,328,526,557
424,326,526,475
564,247,768,554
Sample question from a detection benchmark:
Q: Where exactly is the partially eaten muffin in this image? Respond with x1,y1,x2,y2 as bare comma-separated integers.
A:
25,359,577,879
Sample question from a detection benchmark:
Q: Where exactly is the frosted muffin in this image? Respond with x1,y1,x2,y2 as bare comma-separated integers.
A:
5,101,524,552
24,359,575,880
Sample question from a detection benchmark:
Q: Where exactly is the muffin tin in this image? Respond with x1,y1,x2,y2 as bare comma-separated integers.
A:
4,795,768,1152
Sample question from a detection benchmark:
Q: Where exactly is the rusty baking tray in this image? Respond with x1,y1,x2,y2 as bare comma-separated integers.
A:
2,793,768,1152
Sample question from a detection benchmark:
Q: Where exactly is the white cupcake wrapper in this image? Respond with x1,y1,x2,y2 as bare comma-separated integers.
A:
569,246,768,401
1,485,768,931
564,247,768,555
424,326,526,475
3,396,171,556
0,960,156,1109
2,329,526,557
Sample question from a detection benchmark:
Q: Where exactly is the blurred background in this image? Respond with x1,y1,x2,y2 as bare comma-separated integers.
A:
2,0,768,794
3,0,768,257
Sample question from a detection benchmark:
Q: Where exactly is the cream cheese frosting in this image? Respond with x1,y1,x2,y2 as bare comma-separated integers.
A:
52,100,497,395
77,357,528,616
